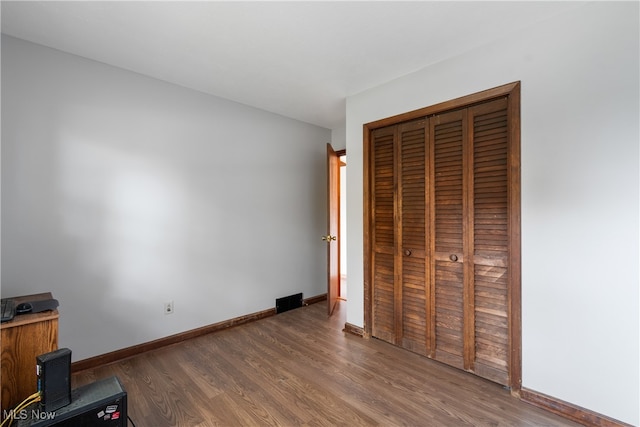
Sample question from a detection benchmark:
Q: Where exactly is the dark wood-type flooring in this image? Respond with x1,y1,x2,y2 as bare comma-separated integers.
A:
73,301,580,426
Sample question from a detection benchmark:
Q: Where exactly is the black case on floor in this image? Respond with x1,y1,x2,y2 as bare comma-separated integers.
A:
16,376,127,427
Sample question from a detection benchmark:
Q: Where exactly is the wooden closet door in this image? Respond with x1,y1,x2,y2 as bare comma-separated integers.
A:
370,120,429,352
429,97,511,384
398,120,429,355
469,97,510,385
365,83,520,389
370,126,397,344
429,109,467,370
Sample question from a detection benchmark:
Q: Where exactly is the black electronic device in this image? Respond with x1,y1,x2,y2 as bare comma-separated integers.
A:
36,348,72,412
14,376,127,426
16,302,33,314
1,298,59,322
1,298,16,322
29,299,59,314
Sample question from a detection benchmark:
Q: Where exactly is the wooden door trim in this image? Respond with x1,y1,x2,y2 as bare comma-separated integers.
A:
363,81,521,391
507,84,522,394
365,82,520,131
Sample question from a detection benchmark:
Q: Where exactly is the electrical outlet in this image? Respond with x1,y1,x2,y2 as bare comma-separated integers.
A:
164,301,174,315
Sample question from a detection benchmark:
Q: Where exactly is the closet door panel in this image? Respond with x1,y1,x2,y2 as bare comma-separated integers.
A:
470,98,510,384
371,127,397,344
430,110,466,369
399,120,429,355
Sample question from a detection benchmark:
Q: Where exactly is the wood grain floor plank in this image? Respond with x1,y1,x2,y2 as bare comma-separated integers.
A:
202,339,309,426
73,301,580,427
217,329,378,426
247,320,420,425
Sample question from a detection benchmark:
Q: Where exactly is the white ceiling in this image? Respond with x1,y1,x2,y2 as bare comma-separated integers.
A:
1,1,585,129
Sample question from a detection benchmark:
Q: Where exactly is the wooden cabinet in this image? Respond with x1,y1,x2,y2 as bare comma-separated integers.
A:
364,83,521,390
1,293,58,413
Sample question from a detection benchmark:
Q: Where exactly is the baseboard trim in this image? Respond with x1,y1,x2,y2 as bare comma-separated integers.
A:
520,388,632,427
342,322,365,337
72,307,276,373
73,294,329,373
304,293,327,305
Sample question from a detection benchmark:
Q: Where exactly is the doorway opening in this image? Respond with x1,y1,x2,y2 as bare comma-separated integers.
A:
327,144,346,316
338,152,347,299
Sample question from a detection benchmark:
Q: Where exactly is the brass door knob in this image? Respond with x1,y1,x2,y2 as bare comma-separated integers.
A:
449,254,458,262
322,235,337,242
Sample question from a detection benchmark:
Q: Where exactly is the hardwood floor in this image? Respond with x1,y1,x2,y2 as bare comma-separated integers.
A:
73,301,580,426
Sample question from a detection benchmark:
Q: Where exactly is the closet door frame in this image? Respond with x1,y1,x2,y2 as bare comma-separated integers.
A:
363,81,521,393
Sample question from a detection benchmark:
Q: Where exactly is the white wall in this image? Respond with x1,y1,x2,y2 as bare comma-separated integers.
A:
1,36,331,361
331,121,346,151
345,2,639,425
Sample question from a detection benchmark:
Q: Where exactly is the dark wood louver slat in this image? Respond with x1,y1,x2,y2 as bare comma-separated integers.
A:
471,98,510,385
399,120,428,355
372,128,396,344
431,110,465,369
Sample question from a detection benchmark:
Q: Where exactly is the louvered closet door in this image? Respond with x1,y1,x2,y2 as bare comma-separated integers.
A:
398,120,429,355
366,86,518,388
429,98,511,384
371,126,396,344
469,97,510,385
429,109,467,370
